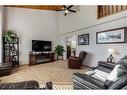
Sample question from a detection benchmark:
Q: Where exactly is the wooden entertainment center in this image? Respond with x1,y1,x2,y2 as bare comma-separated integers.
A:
29,52,55,66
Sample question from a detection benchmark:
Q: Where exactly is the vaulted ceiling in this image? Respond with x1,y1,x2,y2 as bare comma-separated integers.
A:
4,5,64,11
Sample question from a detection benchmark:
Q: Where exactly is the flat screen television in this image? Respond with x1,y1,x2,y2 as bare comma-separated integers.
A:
32,40,52,52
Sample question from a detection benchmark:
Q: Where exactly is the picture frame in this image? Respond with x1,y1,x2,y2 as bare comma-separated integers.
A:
78,34,89,45
96,27,127,44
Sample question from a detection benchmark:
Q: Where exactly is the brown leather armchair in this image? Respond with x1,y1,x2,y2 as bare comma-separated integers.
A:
68,51,87,69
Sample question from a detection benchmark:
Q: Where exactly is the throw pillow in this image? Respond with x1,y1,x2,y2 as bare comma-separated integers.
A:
107,64,120,81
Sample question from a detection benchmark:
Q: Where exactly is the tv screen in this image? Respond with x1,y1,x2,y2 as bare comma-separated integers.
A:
32,40,52,52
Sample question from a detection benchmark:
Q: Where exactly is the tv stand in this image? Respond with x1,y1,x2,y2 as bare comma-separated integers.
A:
29,52,55,66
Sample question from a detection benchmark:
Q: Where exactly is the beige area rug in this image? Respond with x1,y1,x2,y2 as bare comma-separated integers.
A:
0,61,90,85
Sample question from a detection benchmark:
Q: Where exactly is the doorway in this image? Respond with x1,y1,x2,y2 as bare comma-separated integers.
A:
66,36,76,59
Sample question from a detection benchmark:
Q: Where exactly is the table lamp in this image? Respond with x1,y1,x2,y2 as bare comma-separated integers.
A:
107,48,116,63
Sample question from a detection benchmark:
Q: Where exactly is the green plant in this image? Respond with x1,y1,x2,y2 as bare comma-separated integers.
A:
55,45,65,56
3,30,17,43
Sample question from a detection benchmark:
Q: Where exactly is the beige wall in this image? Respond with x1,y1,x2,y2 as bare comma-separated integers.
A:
59,6,127,67
5,7,59,64
3,6,127,66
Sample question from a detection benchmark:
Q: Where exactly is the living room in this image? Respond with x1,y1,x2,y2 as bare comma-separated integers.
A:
0,4,127,91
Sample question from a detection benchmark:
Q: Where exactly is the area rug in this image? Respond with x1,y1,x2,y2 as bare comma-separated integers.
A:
40,82,73,90
1,61,89,84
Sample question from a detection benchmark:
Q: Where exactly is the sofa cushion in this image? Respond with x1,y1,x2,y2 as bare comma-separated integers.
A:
73,73,105,89
108,75,127,89
85,69,109,83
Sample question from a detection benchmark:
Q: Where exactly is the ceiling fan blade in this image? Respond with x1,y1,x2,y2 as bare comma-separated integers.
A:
63,5,66,9
64,13,67,16
69,9,76,13
67,5,73,10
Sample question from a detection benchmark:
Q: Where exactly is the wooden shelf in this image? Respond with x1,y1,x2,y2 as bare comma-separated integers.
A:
3,37,19,67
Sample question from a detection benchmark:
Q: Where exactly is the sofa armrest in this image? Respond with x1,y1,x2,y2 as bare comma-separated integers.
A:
69,56,80,60
68,56,81,64
0,80,39,89
98,61,116,69
73,73,106,89
97,61,116,73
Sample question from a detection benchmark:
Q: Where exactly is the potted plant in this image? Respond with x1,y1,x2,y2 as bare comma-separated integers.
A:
55,45,65,60
3,30,17,43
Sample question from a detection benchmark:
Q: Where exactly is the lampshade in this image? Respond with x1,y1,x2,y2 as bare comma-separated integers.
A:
108,48,116,55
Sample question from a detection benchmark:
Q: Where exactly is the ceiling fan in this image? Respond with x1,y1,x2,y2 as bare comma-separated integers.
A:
56,5,76,16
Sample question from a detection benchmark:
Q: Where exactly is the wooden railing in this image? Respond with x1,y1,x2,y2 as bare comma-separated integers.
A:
97,5,127,19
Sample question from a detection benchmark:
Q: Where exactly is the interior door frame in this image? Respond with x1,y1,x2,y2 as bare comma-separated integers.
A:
65,36,77,59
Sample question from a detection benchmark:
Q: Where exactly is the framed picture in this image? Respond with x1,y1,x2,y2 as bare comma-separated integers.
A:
78,34,89,45
96,27,127,44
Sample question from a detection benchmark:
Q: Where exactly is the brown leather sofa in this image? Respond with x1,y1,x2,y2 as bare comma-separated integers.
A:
0,63,12,77
72,55,127,89
0,81,53,89
68,51,87,69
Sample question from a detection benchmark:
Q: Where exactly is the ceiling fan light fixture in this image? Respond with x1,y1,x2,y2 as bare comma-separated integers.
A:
57,5,76,16
65,10,69,13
